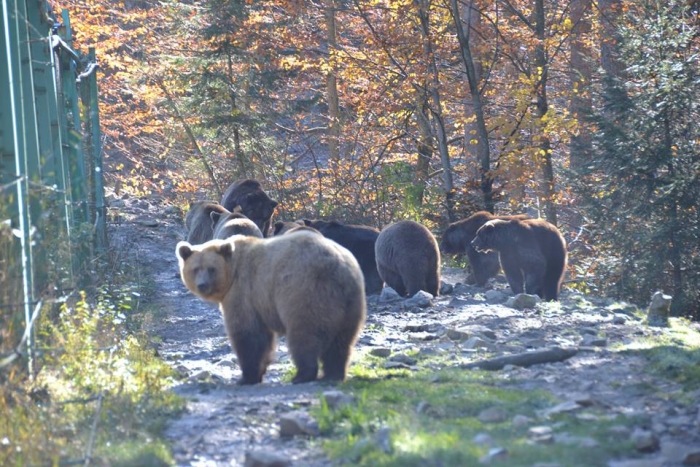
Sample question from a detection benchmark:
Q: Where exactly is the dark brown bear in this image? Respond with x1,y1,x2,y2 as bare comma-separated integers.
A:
441,211,530,287
301,219,383,295
375,220,441,297
176,232,366,385
471,218,567,301
185,201,229,244
272,220,306,236
220,179,278,237
211,210,263,239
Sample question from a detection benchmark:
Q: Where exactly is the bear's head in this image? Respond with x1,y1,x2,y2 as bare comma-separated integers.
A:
176,240,233,302
472,219,509,253
440,223,469,254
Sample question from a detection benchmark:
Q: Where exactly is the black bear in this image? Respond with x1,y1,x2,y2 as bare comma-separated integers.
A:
302,219,383,295
220,179,278,237
471,218,567,301
441,211,529,286
375,220,441,297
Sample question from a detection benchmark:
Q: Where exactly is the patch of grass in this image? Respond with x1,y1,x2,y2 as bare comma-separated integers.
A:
315,353,642,467
0,290,184,466
617,318,700,389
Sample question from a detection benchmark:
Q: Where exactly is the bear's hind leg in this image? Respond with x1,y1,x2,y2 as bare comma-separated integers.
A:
286,330,321,384
378,266,406,296
230,323,276,385
320,326,358,382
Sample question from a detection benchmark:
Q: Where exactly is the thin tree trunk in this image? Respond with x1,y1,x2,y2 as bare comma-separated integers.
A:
417,0,455,221
569,0,593,170
451,0,494,213
155,78,222,198
325,0,341,161
415,97,434,205
534,0,557,225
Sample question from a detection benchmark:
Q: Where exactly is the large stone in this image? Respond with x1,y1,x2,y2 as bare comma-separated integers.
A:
478,407,509,423
404,290,434,308
505,293,542,310
631,428,659,453
647,291,672,327
279,410,320,437
379,287,402,303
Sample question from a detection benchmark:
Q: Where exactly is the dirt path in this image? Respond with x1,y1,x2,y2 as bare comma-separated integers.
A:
111,194,700,467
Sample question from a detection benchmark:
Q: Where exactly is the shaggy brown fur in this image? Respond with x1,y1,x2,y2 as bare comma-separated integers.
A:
472,218,567,301
211,211,263,239
375,220,441,297
220,179,278,237
185,201,229,244
441,211,529,286
176,232,366,384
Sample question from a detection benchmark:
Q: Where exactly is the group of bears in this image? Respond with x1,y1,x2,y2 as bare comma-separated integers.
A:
176,179,568,386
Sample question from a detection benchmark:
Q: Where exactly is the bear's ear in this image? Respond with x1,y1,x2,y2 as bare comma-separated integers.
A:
273,221,284,235
210,211,223,224
176,242,194,261
269,199,279,209
302,219,313,227
218,241,233,257
232,205,244,214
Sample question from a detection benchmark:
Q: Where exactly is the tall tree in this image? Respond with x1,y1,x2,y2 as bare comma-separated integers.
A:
580,0,700,316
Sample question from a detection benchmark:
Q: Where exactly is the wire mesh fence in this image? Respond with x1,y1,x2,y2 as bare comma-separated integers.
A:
0,0,105,376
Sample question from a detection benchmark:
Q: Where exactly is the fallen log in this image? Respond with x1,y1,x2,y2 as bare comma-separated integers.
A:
461,346,579,371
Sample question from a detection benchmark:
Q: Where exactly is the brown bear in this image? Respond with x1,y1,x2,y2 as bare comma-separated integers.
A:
441,211,530,287
185,200,229,244
375,220,441,297
176,232,366,385
471,218,567,301
211,210,263,239
220,179,278,237
272,220,307,236
301,219,383,295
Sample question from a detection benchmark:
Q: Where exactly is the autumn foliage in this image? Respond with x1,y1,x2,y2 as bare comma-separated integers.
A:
55,0,700,316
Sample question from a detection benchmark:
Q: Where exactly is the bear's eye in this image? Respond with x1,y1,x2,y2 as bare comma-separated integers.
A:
207,267,216,276
192,266,200,274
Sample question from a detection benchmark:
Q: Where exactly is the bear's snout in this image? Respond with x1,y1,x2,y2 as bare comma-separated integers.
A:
195,273,214,295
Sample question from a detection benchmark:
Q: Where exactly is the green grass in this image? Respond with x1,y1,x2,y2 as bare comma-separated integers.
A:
616,317,700,389
314,352,641,467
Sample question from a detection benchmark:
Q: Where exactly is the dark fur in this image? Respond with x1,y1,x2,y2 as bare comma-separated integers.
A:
441,211,530,286
220,179,278,237
472,218,567,301
211,211,263,239
375,220,441,297
302,219,383,295
272,220,306,236
185,201,229,244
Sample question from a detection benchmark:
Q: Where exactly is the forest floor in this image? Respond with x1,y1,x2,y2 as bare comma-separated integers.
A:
110,192,700,467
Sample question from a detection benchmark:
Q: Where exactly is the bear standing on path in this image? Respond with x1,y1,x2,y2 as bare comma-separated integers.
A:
471,218,567,301
220,179,278,237
301,219,383,295
185,201,230,244
211,210,263,239
441,211,530,287
375,220,441,297
176,232,366,385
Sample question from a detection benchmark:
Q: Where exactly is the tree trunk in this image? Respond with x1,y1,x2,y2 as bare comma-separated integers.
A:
451,0,494,213
417,0,455,221
325,0,341,161
534,0,557,225
569,0,593,170
415,97,434,205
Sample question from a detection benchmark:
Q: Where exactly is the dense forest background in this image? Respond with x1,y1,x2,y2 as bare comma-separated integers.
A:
55,0,699,316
